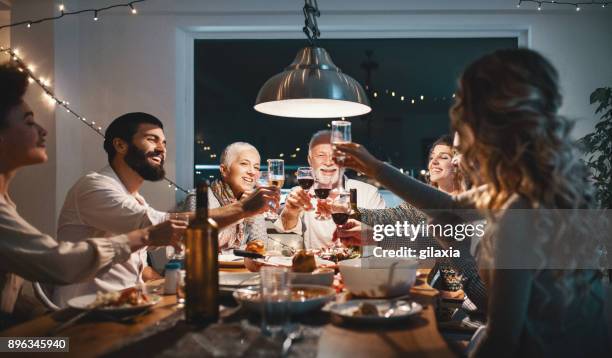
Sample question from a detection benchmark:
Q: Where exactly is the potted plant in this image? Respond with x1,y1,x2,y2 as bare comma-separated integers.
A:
579,86,612,209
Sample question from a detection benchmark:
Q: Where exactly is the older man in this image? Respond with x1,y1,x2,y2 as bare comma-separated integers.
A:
275,130,385,249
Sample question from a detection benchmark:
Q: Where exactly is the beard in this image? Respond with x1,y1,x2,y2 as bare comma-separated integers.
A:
124,144,166,181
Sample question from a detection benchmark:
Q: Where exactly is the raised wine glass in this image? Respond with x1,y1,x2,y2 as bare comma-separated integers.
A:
313,171,333,221
267,159,285,220
331,120,352,164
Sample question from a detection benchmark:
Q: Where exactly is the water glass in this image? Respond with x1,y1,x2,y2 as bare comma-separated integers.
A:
260,266,290,337
331,120,351,164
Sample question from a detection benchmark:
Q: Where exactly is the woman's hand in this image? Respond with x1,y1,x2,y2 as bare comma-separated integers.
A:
333,143,383,178
240,186,280,215
332,219,374,247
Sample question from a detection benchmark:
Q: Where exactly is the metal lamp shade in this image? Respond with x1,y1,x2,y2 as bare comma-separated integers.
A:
254,46,371,118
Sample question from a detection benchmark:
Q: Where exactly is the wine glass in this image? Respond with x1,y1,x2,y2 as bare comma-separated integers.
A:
313,171,332,221
330,192,351,249
166,212,189,260
267,159,285,220
331,120,352,164
258,171,276,221
296,167,314,191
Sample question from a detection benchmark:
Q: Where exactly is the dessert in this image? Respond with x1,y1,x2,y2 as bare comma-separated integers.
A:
291,250,317,273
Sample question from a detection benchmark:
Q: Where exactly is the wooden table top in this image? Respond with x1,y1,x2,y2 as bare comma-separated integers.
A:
1,270,455,358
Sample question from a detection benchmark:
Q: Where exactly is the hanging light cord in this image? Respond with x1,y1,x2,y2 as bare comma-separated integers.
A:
302,0,321,46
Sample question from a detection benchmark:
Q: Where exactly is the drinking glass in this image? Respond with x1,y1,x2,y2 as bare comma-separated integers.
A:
313,172,333,221
296,167,314,191
331,120,352,163
258,171,277,221
330,192,351,226
166,212,189,260
267,159,285,220
260,266,290,337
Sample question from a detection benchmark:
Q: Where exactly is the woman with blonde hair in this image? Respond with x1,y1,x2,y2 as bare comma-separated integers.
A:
334,48,609,357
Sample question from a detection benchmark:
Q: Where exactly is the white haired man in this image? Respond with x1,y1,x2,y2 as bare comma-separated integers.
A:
276,130,386,249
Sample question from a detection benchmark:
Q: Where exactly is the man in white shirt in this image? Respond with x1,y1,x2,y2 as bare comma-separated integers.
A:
53,113,279,307
275,130,385,249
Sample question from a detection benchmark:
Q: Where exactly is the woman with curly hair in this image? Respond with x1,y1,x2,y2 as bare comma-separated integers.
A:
334,48,609,357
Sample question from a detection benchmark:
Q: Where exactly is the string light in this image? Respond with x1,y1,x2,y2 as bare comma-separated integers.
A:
0,1,146,30
0,46,187,194
515,0,608,11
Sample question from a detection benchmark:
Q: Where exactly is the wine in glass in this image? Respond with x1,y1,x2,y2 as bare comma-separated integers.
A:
331,192,351,226
296,167,315,191
313,171,333,221
331,120,352,164
267,159,284,220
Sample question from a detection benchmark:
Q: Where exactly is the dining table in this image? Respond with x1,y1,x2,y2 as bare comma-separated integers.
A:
0,267,456,357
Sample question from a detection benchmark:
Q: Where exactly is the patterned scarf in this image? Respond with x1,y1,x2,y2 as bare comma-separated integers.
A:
210,179,245,249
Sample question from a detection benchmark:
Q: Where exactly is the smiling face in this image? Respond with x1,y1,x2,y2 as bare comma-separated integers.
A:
119,123,167,181
308,143,340,185
428,144,455,186
220,148,261,197
0,101,48,169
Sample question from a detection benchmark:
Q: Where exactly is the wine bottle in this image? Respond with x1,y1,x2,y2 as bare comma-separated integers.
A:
349,189,360,220
184,181,219,324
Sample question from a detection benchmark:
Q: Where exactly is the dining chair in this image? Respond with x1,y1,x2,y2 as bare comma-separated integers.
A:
33,282,60,311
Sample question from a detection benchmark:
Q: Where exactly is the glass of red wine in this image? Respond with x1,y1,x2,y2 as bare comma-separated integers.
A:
331,192,351,226
296,167,315,191
313,174,333,221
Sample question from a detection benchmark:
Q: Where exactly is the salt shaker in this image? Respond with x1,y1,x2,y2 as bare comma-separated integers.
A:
163,262,181,295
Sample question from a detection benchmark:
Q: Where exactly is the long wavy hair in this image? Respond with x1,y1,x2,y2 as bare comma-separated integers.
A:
449,48,603,307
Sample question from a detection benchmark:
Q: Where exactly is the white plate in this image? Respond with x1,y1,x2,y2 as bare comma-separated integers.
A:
67,293,160,313
329,299,423,323
219,254,245,267
233,284,336,315
255,256,335,268
219,271,260,287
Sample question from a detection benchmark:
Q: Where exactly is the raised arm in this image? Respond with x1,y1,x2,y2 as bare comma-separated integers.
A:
334,143,475,213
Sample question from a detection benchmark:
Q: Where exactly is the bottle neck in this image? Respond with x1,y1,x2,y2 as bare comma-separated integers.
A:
194,183,208,222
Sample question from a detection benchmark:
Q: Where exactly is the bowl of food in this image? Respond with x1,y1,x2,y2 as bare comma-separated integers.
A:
289,268,335,287
233,284,336,315
338,257,418,298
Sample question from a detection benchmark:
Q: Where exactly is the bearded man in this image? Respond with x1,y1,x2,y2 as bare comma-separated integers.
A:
52,113,278,307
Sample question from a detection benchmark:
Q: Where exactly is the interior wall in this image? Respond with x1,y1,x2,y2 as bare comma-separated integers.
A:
4,1,56,235
5,0,612,232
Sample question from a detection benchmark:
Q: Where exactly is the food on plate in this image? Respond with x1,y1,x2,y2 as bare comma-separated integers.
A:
353,302,379,317
245,239,266,272
316,246,360,263
246,239,266,255
89,287,149,309
291,250,317,273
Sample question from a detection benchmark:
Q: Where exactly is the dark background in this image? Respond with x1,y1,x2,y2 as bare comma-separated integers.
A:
194,37,517,182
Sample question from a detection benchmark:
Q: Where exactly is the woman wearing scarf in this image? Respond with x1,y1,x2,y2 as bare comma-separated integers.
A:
209,142,268,251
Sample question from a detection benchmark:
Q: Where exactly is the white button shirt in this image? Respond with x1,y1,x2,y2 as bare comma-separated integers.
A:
52,166,167,307
274,178,386,249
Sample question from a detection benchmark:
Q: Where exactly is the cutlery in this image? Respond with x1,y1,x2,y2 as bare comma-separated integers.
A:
281,326,304,357
233,249,264,259
48,309,92,336
383,294,412,318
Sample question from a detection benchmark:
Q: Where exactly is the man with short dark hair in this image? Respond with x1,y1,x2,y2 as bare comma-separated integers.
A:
52,113,278,307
